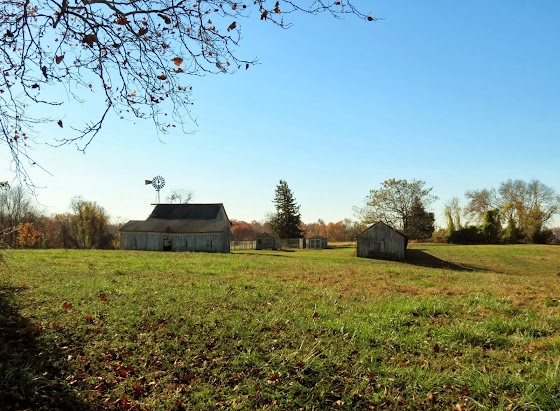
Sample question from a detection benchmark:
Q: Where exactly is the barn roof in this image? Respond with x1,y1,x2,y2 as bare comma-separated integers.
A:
148,203,226,220
120,203,230,234
120,219,229,234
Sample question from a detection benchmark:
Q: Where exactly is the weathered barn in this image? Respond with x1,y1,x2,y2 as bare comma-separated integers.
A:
356,222,408,261
120,203,231,253
308,236,328,249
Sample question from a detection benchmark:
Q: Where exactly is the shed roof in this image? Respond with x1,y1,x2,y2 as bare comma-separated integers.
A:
357,222,408,240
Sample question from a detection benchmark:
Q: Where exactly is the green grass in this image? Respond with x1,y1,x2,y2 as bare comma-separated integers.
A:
1,244,559,409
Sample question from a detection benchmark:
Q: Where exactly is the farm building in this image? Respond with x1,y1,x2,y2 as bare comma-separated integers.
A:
356,222,408,261
120,203,231,253
255,232,277,250
308,236,328,249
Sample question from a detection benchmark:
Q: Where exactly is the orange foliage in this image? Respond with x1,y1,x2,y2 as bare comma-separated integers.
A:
15,222,41,247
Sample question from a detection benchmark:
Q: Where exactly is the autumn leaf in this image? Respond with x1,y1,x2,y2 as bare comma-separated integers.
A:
172,57,183,66
82,34,98,47
99,292,107,302
157,74,167,80
138,27,148,36
115,16,130,25
433,343,440,352
312,311,319,318
334,1,341,4
274,1,281,13
31,83,39,88
232,2,237,10
158,13,171,24
261,10,268,20
227,21,236,31
85,315,94,323
62,301,71,308
367,16,374,21
55,55,64,64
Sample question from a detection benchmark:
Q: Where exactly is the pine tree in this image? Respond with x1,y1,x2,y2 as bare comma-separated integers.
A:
269,180,303,239
405,197,435,241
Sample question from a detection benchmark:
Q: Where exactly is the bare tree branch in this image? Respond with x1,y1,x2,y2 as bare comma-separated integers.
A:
1,0,378,184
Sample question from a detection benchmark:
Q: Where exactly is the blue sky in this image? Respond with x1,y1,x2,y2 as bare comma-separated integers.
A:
3,1,559,227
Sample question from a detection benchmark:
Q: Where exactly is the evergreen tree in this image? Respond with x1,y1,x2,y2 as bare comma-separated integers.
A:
269,180,304,239
404,197,435,241
481,208,501,243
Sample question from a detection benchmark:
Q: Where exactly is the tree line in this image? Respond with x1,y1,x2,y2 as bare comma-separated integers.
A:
2,177,559,249
0,186,120,249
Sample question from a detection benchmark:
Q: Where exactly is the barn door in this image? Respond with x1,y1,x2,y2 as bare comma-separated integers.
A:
163,236,172,251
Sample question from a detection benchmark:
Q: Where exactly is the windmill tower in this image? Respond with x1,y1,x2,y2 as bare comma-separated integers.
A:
145,176,165,203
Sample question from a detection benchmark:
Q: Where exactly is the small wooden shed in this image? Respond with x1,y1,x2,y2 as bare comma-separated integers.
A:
308,236,327,249
120,203,231,253
255,232,277,250
356,222,408,261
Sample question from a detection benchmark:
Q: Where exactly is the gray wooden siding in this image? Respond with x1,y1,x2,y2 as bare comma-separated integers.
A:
356,224,406,261
121,231,230,253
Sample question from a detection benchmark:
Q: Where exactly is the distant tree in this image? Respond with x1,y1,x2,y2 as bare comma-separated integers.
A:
326,221,346,242
14,222,42,247
355,179,437,231
0,184,39,246
343,219,367,241
481,208,501,243
465,188,497,225
231,220,254,241
69,197,115,249
466,179,560,243
498,179,559,241
552,227,560,242
445,197,463,229
269,180,303,239
405,197,435,241
166,189,194,204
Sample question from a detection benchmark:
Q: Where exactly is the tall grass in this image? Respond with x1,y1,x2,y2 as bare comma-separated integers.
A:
0,244,559,409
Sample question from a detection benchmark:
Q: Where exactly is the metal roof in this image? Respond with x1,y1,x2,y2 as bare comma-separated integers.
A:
148,203,225,220
120,219,229,234
119,203,230,234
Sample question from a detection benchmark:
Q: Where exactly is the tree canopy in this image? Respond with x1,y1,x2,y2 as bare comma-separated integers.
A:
1,0,377,181
355,178,437,232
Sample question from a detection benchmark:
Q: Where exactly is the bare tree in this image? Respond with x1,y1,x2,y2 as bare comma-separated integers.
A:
465,188,497,225
166,188,194,204
1,0,377,181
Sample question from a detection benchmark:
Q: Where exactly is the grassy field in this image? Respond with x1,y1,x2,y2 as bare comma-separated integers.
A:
1,244,559,410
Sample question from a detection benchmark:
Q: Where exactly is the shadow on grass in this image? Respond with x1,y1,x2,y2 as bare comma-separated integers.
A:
405,249,478,272
0,286,90,410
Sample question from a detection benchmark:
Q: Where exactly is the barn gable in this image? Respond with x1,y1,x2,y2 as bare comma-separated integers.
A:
120,203,231,252
356,222,407,261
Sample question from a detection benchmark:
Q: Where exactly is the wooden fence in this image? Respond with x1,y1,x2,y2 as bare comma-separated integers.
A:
230,238,306,250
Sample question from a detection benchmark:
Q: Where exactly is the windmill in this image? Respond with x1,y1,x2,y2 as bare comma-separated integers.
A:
145,176,165,203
